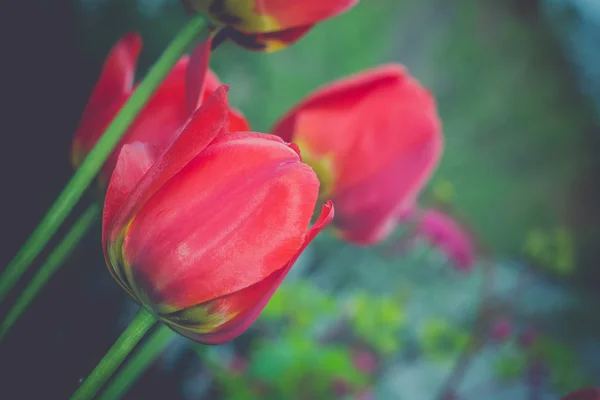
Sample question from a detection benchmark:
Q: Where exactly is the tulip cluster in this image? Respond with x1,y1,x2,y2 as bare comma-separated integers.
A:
69,0,444,346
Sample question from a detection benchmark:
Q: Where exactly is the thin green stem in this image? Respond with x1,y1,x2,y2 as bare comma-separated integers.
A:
71,308,157,400
0,204,100,341
99,325,174,400
0,15,208,304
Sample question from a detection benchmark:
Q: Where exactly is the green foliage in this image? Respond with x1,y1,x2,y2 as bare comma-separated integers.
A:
494,341,529,381
523,227,576,275
246,337,366,399
419,319,469,362
492,336,594,392
349,292,406,355
261,282,337,332
533,337,594,392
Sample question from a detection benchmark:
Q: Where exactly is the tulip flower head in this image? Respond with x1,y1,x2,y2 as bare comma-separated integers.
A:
183,0,358,52
71,33,248,183
272,65,442,245
103,87,333,344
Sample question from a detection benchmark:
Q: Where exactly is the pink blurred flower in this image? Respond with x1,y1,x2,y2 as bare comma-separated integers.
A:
416,209,475,271
352,349,378,375
490,316,512,343
331,377,351,396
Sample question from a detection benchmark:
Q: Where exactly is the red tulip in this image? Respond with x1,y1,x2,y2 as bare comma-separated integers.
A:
562,388,600,400
71,33,249,182
103,87,333,344
183,0,358,52
415,209,475,271
272,65,442,245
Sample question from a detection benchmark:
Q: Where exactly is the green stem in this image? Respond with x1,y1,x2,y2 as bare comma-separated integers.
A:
0,204,100,341
71,308,157,400
0,15,208,304
99,325,174,400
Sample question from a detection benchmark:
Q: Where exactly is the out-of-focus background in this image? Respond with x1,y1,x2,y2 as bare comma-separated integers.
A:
1,0,599,399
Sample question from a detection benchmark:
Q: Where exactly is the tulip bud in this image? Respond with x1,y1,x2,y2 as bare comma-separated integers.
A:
72,33,249,182
272,65,442,245
182,0,358,52
103,87,333,344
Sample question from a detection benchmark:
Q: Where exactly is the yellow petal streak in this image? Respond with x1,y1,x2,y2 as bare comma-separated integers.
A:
293,137,336,200
193,0,281,33
160,302,239,334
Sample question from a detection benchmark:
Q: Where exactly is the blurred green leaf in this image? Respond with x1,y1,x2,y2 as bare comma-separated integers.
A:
419,319,469,362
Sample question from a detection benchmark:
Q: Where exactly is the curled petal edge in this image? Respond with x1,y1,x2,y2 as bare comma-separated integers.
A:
170,200,334,345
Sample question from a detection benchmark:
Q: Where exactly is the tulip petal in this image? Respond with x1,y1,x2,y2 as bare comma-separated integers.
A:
272,65,405,142
201,70,250,132
72,33,142,167
333,136,441,244
102,142,158,295
274,65,439,190
162,201,334,344
186,36,212,113
88,32,141,114
107,86,229,244
100,57,193,176
186,38,251,132
273,64,443,244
